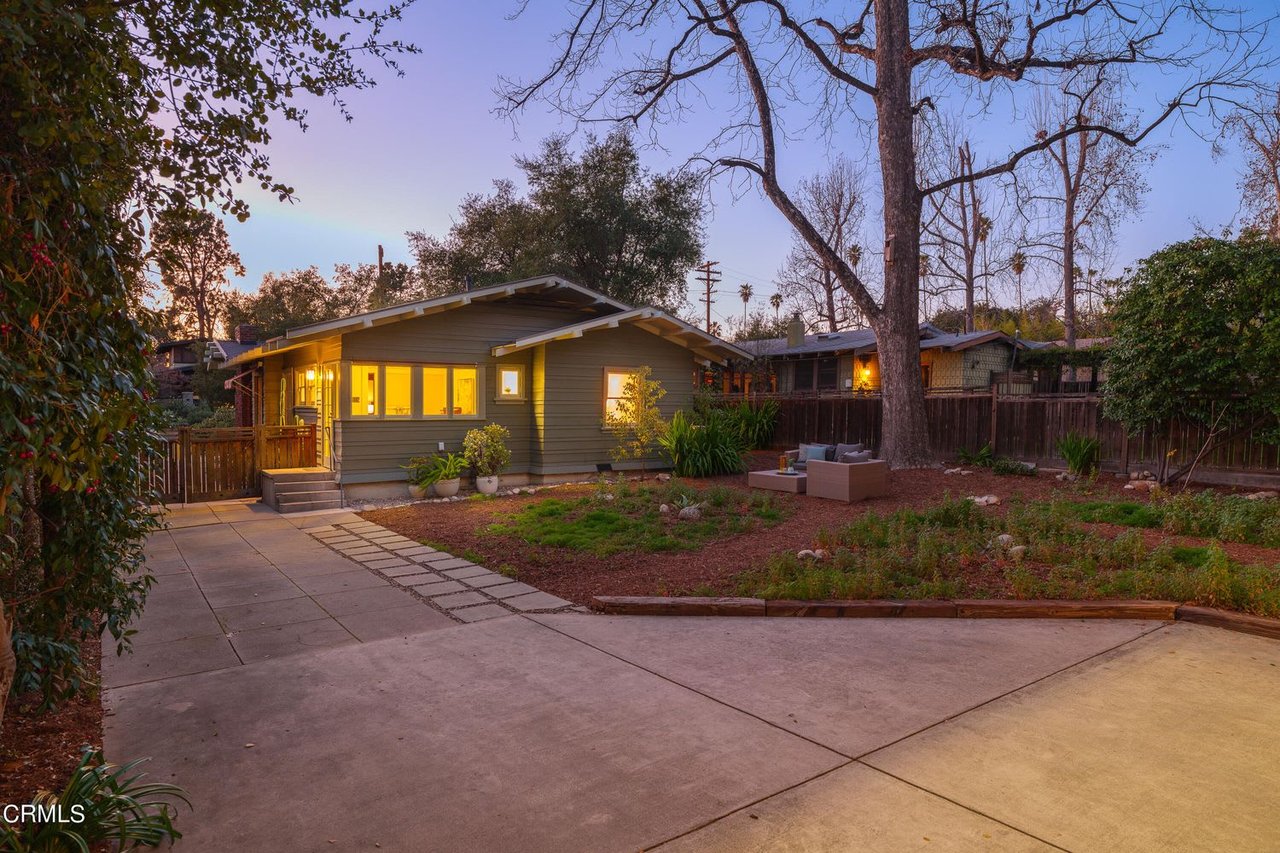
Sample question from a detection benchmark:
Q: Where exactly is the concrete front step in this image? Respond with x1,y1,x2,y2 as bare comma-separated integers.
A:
262,467,334,483
273,480,340,495
277,487,340,505
275,496,345,514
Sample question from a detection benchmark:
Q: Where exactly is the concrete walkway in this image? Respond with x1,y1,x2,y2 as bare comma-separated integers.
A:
106,507,1280,852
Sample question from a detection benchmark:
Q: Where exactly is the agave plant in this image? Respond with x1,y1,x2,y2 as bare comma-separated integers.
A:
1,747,188,852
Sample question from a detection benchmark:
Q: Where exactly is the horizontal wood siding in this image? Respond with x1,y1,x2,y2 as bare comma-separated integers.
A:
335,302,586,482
539,325,697,472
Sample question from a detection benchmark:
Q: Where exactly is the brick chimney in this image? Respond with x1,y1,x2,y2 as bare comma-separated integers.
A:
786,313,806,349
234,323,258,345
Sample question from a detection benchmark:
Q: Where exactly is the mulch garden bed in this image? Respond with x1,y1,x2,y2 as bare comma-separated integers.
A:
360,452,1246,607
0,634,104,805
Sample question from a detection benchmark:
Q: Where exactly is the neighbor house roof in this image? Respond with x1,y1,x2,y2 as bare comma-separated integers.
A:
224,276,632,368
491,307,752,365
735,324,1029,359
205,340,255,364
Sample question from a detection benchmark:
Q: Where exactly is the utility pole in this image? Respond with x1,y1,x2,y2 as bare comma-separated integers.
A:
695,260,721,333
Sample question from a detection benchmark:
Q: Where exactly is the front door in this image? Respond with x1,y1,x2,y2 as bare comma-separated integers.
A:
320,362,338,469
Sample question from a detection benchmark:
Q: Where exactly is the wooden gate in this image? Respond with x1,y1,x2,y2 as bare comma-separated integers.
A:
149,425,317,503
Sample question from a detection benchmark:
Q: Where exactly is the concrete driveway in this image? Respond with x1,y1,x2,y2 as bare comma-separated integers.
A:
105,506,1280,852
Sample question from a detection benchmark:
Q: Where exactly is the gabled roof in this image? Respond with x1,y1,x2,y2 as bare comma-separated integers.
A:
735,324,1027,359
491,307,752,366
224,276,630,368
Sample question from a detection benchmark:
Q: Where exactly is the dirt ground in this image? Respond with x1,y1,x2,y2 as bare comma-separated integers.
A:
0,634,104,804
362,452,1279,606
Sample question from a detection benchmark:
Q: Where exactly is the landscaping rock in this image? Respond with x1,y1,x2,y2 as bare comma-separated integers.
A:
813,549,830,560
677,505,701,520
1008,545,1027,559
968,494,1000,507
1245,491,1278,501
959,469,974,476
659,503,670,514
994,533,1014,547
656,473,672,482
1130,480,1158,492
796,549,817,559
944,467,962,475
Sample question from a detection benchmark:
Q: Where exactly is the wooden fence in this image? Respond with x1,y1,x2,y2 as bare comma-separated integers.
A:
148,425,317,503
771,393,1280,487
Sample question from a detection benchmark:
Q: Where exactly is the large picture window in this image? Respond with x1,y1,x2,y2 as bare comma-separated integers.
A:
351,363,379,416
422,367,449,417
453,367,478,416
385,365,412,416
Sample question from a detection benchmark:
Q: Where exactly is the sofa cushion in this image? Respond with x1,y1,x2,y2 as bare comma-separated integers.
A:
834,443,865,458
798,443,832,462
840,450,874,463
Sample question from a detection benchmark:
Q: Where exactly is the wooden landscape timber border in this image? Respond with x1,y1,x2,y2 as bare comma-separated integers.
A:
766,391,1280,489
590,596,1280,642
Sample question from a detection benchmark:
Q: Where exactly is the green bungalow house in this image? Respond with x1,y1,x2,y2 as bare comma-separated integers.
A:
222,276,749,501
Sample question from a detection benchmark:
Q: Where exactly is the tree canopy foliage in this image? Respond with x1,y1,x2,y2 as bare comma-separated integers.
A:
0,0,413,725
1104,236,1280,440
409,131,703,310
150,206,244,339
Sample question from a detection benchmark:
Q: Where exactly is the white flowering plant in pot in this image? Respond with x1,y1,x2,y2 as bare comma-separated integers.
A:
463,423,512,495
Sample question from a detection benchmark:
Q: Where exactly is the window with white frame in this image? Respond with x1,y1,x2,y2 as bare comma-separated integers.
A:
604,368,639,422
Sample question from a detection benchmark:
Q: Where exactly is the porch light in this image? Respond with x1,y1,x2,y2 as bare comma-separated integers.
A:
305,369,315,381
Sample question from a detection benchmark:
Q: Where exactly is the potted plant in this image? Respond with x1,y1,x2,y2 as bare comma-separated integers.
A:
463,423,512,495
431,452,467,498
403,455,437,500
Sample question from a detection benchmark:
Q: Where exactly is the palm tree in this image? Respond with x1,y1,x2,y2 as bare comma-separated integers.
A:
738,282,754,326
1011,250,1027,318
769,292,782,320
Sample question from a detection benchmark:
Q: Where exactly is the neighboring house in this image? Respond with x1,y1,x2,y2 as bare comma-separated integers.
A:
205,325,260,370
734,316,1032,395
152,339,203,375
222,276,749,499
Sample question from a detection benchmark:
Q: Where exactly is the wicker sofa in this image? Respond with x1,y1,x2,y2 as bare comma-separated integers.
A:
783,442,888,502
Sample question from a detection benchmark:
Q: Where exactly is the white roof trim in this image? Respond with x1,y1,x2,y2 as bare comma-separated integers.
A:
490,308,752,364
224,275,630,368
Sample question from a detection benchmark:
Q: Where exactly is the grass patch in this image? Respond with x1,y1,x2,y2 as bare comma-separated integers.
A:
484,481,787,556
1065,500,1164,528
1161,490,1280,547
731,495,1280,617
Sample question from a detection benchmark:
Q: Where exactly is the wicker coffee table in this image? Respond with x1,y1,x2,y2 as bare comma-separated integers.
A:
747,469,807,494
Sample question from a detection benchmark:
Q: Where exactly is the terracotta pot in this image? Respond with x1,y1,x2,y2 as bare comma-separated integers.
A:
408,484,428,500
475,475,500,495
435,478,461,498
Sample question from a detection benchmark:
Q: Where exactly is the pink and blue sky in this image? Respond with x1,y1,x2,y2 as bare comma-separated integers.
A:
222,2,1258,329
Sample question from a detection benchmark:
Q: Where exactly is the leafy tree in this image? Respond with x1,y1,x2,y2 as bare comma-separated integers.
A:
0,0,413,731
410,131,703,310
605,367,669,470
150,205,244,340
730,310,789,343
1104,237,1280,462
505,0,1267,468
333,261,424,311
223,267,342,340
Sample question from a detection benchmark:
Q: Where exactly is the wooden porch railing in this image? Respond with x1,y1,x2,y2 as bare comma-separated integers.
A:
148,424,317,503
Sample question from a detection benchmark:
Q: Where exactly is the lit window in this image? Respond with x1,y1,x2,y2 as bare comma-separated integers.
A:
351,364,379,416
423,367,448,417
497,365,524,400
385,366,412,416
604,369,637,421
453,366,477,416
294,369,306,407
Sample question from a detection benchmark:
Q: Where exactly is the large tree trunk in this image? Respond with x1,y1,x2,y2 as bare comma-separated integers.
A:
874,0,933,468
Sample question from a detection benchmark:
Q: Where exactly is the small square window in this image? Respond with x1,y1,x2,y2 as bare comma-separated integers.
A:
497,365,525,400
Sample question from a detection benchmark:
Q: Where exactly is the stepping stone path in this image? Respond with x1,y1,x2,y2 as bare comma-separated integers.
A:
305,520,577,623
